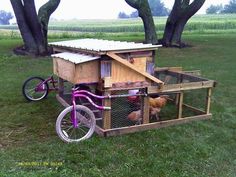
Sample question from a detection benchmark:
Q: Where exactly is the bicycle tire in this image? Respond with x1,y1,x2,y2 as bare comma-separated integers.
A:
56,105,96,143
22,76,49,101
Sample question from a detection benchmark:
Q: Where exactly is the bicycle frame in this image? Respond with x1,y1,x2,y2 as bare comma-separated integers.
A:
71,89,111,128
36,75,58,92
70,89,147,128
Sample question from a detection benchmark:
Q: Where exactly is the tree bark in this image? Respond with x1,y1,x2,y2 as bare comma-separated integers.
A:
38,0,61,45
10,0,60,56
161,0,205,47
10,0,38,54
125,0,158,44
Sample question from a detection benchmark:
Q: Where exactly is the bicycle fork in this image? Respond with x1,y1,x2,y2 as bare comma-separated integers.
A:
71,94,79,128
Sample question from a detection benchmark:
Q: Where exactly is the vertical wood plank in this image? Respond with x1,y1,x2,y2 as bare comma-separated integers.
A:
205,88,212,114
103,91,111,129
175,74,182,105
58,77,64,97
175,93,180,106
177,92,184,118
142,96,150,124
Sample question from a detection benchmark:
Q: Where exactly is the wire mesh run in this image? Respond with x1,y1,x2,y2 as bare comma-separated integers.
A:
109,90,143,128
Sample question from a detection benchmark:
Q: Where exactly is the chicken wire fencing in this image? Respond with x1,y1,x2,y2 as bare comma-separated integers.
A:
98,89,179,129
108,89,144,129
64,74,209,130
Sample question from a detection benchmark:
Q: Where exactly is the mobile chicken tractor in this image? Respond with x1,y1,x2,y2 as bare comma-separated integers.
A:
49,39,216,142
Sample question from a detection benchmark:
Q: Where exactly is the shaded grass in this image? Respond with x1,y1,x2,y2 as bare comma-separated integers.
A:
0,33,236,176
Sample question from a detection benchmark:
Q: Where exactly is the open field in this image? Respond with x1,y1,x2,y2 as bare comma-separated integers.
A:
0,31,236,176
1,14,236,34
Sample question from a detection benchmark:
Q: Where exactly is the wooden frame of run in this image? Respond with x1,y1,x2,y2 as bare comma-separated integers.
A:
51,39,216,137
56,67,216,137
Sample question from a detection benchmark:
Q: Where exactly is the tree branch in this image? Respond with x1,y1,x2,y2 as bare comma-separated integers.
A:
38,0,60,28
38,0,60,46
125,0,142,9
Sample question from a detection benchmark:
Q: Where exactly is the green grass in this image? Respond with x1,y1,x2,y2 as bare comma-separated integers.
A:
1,14,236,35
0,32,236,176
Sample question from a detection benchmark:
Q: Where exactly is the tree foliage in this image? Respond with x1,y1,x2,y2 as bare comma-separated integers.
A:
206,4,223,14
119,0,168,18
222,0,236,13
0,10,13,25
10,0,60,56
206,1,236,14
148,0,169,16
118,11,138,18
118,12,130,19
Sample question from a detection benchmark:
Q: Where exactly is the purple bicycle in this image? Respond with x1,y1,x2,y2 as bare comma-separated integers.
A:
56,88,110,143
22,75,58,101
22,76,144,142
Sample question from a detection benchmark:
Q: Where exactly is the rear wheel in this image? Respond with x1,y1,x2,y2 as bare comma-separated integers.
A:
56,105,96,143
22,76,49,101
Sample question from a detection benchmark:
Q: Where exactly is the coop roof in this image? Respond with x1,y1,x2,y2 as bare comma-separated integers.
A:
50,38,161,54
51,52,100,64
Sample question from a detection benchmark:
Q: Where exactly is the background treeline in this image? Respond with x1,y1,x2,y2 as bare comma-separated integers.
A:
206,0,236,14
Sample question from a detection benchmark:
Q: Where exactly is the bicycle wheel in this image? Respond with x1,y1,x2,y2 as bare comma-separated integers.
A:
56,105,96,143
22,76,49,101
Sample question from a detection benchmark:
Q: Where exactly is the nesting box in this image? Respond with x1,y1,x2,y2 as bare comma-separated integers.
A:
52,52,100,84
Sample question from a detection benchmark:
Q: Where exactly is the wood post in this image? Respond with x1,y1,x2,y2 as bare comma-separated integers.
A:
103,91,111,129
142,96,150,124
58,77,64,97
177,92,184,118
205,88,212,114
175,74,182,105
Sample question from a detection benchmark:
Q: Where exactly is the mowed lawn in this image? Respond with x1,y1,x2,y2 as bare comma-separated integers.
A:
0,33,236,177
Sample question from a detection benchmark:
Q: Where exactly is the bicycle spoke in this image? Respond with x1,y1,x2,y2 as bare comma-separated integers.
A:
56,105,95,142
26,88,35,94
62,125,73,132
23,77,48,101
69,128,75,139
78,127,87,135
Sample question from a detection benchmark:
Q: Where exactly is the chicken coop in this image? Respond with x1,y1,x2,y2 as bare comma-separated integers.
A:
50,39,216,137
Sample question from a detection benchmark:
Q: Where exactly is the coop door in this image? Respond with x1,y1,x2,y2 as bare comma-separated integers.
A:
146,62,155,75
101,60,112,78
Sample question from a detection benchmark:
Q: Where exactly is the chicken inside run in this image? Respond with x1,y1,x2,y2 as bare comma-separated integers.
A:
51,39,216,137
127,93,168,124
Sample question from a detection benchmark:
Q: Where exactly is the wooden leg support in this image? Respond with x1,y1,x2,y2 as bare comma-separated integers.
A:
103,91,111,130
205,88,212,114
58,77,64,97
142,96,150,124
177,92,184,119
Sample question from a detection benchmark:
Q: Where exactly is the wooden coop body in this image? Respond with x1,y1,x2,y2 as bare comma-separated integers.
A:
51,39,163,88
50,39,216,137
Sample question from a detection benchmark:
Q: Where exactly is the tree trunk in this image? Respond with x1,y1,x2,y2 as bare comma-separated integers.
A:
171,19,188,47
161,0,205,47
125,0,158,44
10,0,38,54
10,0,60,56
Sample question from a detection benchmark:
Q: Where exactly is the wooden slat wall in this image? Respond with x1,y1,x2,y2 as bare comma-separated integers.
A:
53,58,100,84
74,60,100,84
111,59,146,83
107,52,164,85
53,58,76,83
